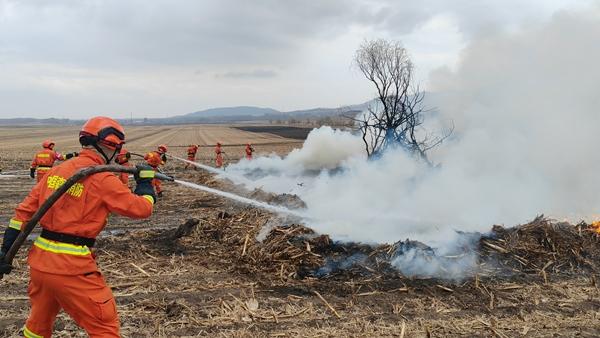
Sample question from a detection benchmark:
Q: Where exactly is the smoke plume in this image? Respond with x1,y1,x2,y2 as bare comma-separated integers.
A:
227,5,600,278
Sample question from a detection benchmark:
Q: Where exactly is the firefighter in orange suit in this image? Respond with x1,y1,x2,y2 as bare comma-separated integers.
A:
0,116,156,338
115,148,132,186
30,140,77,183
157,144,168,164
185,144,199,169
245,143,254,160
215,142,224,168
144,145,167,198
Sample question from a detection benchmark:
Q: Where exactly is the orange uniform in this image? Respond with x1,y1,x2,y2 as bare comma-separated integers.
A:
144,151,164,195
185,145,199,169
11,149,154,337
117,163,130,185
187,145,198,160
215,144,223,168
245,144,254,160
115,149,131,186
31,148,64,182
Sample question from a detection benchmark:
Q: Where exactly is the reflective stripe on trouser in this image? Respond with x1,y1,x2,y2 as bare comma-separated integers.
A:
23,326,44,338
26,268,120,338
33,236,92,256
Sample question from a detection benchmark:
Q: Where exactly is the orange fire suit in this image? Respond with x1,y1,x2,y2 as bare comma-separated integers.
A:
31,149,64,183
215,145,223,168
245,145,254,160
115,152,131,186
185,145,199,169
117,162,130,186
10,149,154,337
144,151,164,194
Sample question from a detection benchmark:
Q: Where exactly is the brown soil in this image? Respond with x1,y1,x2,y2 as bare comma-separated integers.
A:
233,126,313,140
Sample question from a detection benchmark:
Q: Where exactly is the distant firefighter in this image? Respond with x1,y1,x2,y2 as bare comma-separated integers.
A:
30,140,77,182
115,148,132,186
185,144,199,169
144,144,168,197
157,144,168,164
215,142,224,168
245,143,254,160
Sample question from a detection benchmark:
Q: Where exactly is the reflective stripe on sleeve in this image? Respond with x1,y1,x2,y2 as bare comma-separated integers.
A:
8,218,23,230
139,170,155,178
142,195,155,204
33,237,91,256
23,326,44,338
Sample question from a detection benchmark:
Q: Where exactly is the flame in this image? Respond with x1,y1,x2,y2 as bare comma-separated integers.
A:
591,221,600,234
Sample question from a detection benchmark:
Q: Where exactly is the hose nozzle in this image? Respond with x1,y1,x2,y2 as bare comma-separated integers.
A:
154,172,174,181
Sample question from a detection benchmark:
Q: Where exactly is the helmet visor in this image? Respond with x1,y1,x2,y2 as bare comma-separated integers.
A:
97,127,125,150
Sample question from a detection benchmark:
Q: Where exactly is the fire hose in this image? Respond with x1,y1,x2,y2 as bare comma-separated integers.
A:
129,152,170,175
0,165,174,279
129,152,146,159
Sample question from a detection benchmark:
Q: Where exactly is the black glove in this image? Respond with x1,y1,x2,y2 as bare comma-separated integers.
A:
29,168,35,179
64,152,79,160
0,251,12,276
133,165,156,203
0,226,20,275
1,227,20,254
161,154,167,163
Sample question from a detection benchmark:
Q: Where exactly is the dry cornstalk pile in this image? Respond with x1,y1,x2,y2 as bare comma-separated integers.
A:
143,210,600,284
480,215,600,277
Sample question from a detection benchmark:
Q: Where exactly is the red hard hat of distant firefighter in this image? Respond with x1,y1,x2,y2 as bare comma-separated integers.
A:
144,152,162,167
42,140,55,149
158,144,168,153
115,147,131,165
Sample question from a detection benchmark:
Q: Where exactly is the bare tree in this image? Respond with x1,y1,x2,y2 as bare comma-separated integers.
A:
351,39,451,162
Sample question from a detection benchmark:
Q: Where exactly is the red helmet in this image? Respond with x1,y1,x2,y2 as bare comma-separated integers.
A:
216,142,222,146
144,151,162,167
79,116,125,150
115,148,131,165
42,140,55,149
158,144,168,153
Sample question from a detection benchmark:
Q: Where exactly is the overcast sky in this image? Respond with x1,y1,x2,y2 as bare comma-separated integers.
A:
0,0,594,119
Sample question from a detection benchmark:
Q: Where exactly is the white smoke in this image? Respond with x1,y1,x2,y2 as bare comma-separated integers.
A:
227,126,364,194
226,5,600,277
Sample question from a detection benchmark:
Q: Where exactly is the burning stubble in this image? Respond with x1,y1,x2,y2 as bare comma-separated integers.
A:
186,6,600,280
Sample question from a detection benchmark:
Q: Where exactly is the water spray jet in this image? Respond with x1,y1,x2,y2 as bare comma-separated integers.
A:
173,179,305,218
167,154,254,185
